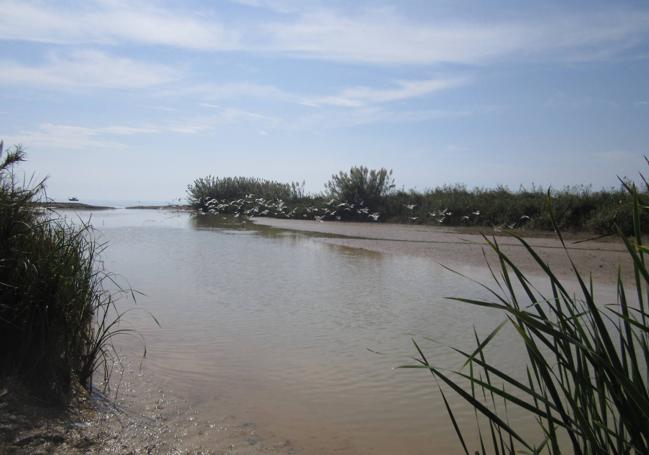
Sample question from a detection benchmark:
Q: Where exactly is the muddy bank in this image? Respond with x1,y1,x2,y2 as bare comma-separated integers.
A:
0,356,297,454
252,218,633,284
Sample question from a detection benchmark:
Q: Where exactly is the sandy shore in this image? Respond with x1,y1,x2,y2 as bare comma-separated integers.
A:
252,218,633,284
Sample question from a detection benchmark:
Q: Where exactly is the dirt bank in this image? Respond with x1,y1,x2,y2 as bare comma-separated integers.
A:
252,218,633,284
0,356,297,454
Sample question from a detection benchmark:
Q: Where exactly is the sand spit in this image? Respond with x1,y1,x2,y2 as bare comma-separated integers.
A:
252,218,633,284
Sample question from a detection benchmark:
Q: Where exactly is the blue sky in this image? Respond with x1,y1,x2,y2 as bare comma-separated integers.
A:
1,0,648,201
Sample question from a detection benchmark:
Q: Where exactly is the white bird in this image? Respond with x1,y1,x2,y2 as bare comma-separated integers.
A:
472,210,480,216
405,204,416,210
369,213,380,221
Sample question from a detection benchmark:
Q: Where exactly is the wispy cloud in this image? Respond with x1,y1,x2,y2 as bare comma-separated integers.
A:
6,123,130,150
169,107,281,133
304,77,468,107
162,82,293,101
2,1,648,66
0,0,239,50
261,8,649,64
0,50,178,89
228,0,309,14
288,105,497,131
4,108,281,149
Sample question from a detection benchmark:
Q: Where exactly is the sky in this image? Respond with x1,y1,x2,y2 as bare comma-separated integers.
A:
1,0,648,202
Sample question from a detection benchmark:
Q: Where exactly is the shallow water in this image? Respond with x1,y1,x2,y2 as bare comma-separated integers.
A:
77,209,616,454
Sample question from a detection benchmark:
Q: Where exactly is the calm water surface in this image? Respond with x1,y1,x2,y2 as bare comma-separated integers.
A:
79,209,614,454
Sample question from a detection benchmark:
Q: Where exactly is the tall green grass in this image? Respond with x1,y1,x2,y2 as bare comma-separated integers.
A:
404,181,649,453
0,144,134,401
381,184,642,234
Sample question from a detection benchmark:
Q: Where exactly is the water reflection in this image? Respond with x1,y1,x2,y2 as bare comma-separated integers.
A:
64,209,615,454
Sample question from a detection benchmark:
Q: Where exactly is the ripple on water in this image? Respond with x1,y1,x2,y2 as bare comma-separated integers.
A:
86,209,618,454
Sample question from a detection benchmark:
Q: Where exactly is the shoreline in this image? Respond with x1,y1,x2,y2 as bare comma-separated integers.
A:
252,218,633,284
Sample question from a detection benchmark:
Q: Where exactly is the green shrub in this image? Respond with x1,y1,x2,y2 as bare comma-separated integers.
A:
0,144,130,401
187,175,304,210
325,166,394,210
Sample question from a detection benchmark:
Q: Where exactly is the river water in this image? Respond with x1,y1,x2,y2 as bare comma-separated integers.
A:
76,208,617,454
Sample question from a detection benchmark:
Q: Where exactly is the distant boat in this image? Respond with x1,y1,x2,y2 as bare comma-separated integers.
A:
68,197,79,202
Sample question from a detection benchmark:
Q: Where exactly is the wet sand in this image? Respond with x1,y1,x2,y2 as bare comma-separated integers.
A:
252,218,633,284
1,357,296,454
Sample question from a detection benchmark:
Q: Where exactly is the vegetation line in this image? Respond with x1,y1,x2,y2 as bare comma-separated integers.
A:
188,165,646,234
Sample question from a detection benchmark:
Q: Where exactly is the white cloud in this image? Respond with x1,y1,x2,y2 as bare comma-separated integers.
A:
6,123,128,150
0,50,178,89
261,9,649,64
164,82,293,101
168,108,280,133
288,105,492,131
304,77,468,107
4,108,280,150
1,2,648,65
0,0,239,50
228,0,309,14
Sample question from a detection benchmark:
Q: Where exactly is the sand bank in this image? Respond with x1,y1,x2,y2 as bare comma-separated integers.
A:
252,218,633,284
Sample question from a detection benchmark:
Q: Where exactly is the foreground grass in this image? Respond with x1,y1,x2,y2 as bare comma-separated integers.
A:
0,144,131,401
404,181,649,453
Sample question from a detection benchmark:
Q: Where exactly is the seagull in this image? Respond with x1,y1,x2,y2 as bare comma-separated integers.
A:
472,210,480,216
369,213,380,221
405,204,416,210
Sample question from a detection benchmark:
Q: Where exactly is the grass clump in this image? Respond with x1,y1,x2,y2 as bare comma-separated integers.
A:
405,179,649,453
0,144,129,402
187,175,305,211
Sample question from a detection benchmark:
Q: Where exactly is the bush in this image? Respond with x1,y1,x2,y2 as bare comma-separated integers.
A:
325,166,394,210
187,175,304,210
0,144,127,401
